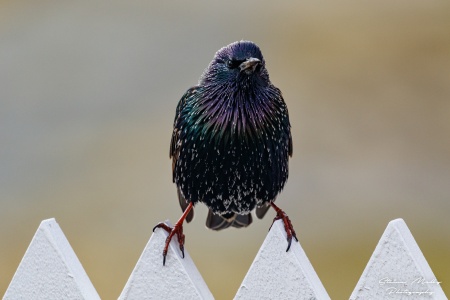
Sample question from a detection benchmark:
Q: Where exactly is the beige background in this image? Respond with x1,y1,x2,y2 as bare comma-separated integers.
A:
1,1,449,299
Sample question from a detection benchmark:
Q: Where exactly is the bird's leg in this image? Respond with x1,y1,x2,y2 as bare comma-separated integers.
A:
269,202,298,252
153,202,194,265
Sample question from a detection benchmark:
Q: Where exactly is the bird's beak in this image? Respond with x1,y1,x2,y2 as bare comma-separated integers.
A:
239,57,261,74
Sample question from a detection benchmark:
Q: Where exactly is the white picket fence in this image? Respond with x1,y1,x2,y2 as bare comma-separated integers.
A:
3,218,447,299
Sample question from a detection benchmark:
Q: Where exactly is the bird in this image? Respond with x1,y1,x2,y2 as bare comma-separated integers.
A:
153,40,297,265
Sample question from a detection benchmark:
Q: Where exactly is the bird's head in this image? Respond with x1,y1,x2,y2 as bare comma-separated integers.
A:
200,41,270,88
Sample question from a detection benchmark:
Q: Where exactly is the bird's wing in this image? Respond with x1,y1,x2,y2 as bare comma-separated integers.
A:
170,86,200,223
257,91,292,219
170,86,199,181
282,93,293,158
288,131,293,157
256,204,271,219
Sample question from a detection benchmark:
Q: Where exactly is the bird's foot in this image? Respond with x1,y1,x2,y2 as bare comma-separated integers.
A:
152,202,194,265
152,222,185,266
269,202,298,252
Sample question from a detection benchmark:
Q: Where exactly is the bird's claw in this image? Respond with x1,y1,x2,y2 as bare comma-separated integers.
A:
153,222,172,233
153,222,186,265
180,244,185,259
269,203,298,252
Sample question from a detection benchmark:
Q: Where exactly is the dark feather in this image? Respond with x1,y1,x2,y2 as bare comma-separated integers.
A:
256,203,271,219
206,209,252,230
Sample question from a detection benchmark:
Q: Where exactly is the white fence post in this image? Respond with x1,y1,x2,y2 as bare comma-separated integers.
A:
3,218,100,300
350,218,447,299
2,218,447,299
234,219,330,300
118,221,214,300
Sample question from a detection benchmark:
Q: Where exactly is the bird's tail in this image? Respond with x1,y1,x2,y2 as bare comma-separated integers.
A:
206,209,252,230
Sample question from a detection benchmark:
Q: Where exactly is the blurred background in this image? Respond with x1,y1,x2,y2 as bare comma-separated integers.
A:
1,0,449,299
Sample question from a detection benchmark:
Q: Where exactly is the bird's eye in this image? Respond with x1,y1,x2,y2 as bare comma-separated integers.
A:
226,59,243,69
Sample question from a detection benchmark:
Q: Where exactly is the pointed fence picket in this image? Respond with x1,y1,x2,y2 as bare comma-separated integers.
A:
3,218,447,300
3,219,100,300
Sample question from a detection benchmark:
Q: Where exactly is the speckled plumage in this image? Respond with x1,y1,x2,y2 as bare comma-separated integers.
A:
170,41,292,229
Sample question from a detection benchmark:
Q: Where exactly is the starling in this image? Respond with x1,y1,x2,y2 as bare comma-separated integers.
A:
154,41,296,265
